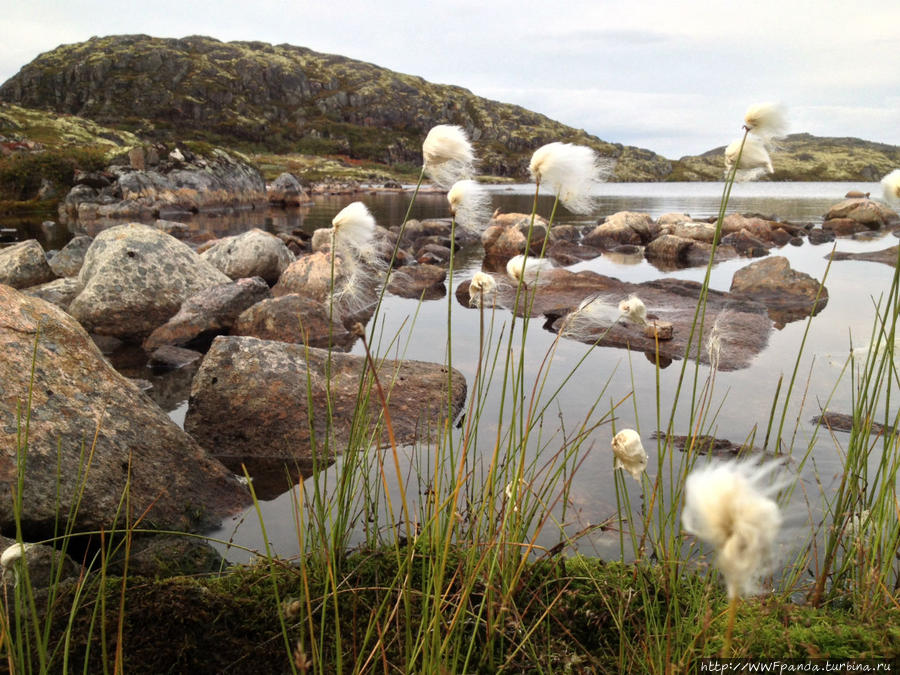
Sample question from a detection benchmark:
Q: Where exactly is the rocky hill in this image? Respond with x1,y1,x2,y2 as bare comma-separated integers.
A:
0,34,672,182
669,133,900,182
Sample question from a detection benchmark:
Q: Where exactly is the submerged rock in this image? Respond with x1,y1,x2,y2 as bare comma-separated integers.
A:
0,285,251,539
184,336,467,468
830,245,899,267
0,240,56,289
68,223,231,341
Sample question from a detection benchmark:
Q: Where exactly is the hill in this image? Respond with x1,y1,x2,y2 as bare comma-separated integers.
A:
0,34,672,182
669,133,900,182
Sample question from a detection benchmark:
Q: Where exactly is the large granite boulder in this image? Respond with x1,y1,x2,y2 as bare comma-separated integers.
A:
0,240,56,289
184,336,467,467
200,228,295,285
68,223,231,340
142,277,271,352
729,256,828,328
583,211,659,249
0,285,250,538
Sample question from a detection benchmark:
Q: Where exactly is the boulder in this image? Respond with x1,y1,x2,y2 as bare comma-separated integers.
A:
720,229,771,257
231,294,354,350
645,235,736,270
824,198,898,229
143,277,271,352
481,213,552,259
729,256,828,328
22,277,82,309
0,240,56,289
583,211,658,249
267,172,311,206
68,223,231,341
184,336,467,468
48,235,93,277
147,345,204,369
200,228,295,284
0,285,250,539
822,218,869,236
387,264,447,300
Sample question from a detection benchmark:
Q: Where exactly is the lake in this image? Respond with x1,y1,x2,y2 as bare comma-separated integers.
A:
16,181,897,563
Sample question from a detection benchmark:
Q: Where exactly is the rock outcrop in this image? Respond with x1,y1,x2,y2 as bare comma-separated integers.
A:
0,285,250,539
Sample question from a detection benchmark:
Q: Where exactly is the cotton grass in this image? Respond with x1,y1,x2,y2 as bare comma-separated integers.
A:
881,169,900,207
529,142,607,214
611,429,648,481
423,124,476,189
506,254,553,286
448,179,491,232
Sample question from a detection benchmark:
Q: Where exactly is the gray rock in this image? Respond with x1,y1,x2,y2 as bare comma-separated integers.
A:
201,228,295,284
68,223,231,341
0,285,251,538
267,172,311,206
143,277,271,351
387,264,447,300
48,235,93,277
184,336,467,466
22,277,82,309
0,240,56,289
148,345,204,369
0,536,80,588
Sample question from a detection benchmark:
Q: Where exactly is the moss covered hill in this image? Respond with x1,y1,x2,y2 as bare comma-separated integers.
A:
0,34,672,182
669,133,900,182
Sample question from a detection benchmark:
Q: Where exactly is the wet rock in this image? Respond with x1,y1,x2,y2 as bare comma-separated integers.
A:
68,223,231,341
267,172,311,206
808,228,836,245
481,213,552,259
184,336,467,466
231,294,354,349
416,243,452,265
645,235,735,269
656,434,766,458
831,245,899,267
0,285,250,539
720,229,771,257
458,269,772,371
812,411,891,436
0,536,80,588
148,345,204,369
0,240,56,289
824,198,899,229
201,228,295,284
547,240,602,266
143,277,271,352
583,211,658,249
22,277,81,309
822,218,869,236
729,256,828,328
658,220,717,243
48,235,92,277
387,264,447,299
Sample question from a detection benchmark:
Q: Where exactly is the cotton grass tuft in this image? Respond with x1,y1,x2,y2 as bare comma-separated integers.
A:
529,142,607,214
423,125,476,189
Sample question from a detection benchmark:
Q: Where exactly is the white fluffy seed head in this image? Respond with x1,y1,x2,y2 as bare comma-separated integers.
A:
0,543,31,569
506,254,553,286
332,202,376,255
560,294,621,339
618,295,647,325
448,179,491,232
422,125,476,189
724,135,774,182
743,103,788,141
881,169,900,207
469,272,497,296
682,458,788,599
528,142,607,215
611,429,648,481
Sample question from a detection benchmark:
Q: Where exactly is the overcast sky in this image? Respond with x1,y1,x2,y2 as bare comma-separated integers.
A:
2,0,898,159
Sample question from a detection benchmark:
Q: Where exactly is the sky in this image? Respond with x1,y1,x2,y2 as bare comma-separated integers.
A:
2,0,898,159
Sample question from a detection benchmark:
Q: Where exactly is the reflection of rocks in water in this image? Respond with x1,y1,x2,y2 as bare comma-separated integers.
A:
219,457,316,501
831,245,898,267
106,344,198,414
